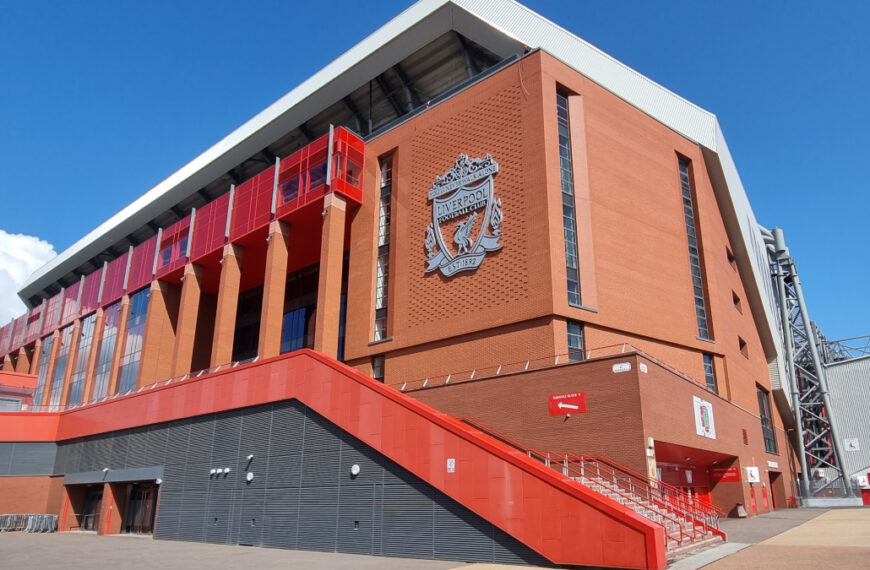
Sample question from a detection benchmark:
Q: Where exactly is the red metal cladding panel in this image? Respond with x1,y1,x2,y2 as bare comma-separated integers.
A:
156,216,191,279
127,235,157,293
59,281,81,327
23,306,43,345
0,323,10,357
79,266,104,317
330,128,365,204
101,252,129,306
276,138,328,218
41,294,62,337
8,315,26,354
190,193,229,261
229,166,274,241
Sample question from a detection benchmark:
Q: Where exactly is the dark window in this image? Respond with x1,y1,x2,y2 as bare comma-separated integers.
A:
118,288,150,392
556,92,581,306
739,337,748,358
757,385,777,454
232,286,263,362
726,247,737,271
374,156,393,341
32,334,55,406
372,354,385,383
679,158,711,339
68,313,97,405
567,320,584,361
703,353,718,394
732,291,743,314
92,301,122,400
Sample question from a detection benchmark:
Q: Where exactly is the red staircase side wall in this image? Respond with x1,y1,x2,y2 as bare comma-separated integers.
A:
0,350,666,569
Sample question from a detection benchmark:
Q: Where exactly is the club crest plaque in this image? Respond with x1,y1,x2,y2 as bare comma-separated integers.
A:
425,154,503,276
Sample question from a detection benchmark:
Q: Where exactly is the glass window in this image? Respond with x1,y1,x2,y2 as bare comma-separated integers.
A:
374,156,393,341
67,313,97,406
556,92,581,306
49,325,75,409
703,353,718,394
567,320,584,361
679,159,711,339
92,301,122,400
757,385,777,454
118,289,150,392
32,334,55,407
372,354,385,383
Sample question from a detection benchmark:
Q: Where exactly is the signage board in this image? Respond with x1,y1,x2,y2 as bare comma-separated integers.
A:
746,466,761,483
710,466,740,483
548,391,586,416
693,396,716,439
845,438,860,452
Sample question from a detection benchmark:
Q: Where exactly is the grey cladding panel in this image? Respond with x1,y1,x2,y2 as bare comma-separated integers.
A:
1,442,57,476
53,399,554,566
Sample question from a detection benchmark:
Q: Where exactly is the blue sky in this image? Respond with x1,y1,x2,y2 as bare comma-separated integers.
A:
0,0,867,340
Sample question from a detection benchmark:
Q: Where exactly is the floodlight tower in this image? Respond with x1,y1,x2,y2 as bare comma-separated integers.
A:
762,226,852,499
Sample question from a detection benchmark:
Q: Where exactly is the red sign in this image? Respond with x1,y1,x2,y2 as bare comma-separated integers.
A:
548,391,586,416
710,466,739,483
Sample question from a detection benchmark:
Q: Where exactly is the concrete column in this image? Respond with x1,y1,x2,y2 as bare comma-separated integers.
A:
211,244,243,367
171,264,203,377
15,346,32,374
258,220,290,359
105,295,132,397
138,281,181,387
81,309,105,403
28,338,44,376
38,330,62,408
57,319,82,406
314,193,347,358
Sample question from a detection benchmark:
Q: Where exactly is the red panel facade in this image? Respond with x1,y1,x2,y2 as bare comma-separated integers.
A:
8,315,26,354
330,127,365,204
276,137,328,218
100,252,129,307
78,266,103,317
23,305,43,345
40,294,61,337
59,281,81,327
229,166,274,241
127,235,158,293
156,215,191,279
0,323,10,357
189,193,229,262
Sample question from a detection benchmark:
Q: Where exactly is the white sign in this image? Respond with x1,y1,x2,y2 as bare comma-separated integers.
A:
639,362,648,373
612,362,632,373
845,438,860,451
767,460,779,469
693,396,716,439
446,458,456,473
746,466,761,483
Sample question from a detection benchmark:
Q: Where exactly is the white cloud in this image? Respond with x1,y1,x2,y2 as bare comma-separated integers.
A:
0,230,57,325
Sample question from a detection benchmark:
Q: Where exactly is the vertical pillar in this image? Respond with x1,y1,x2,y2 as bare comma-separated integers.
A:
38,330,62,408
138,281,181,387
105,295,131,397
314,193,347,358
81,309,105,402
28,338,44,376
2,354,13,371
15,346,32,374
211,244,243,367
58,319,82,406
171,263,203,377
100,482,126,535
258,220,290,359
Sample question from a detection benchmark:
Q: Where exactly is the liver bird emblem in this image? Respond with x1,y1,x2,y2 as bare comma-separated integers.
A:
454,212,477,254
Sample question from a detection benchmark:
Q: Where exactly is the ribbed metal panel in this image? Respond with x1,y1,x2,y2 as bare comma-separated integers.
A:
0,444,13,475
50,399,555,566
4,442,58,476
826,357,870,479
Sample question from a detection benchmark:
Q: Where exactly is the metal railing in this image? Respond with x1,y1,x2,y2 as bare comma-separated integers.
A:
0,513,57,532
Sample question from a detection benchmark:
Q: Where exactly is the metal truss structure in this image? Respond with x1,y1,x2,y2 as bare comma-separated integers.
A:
762,227,852,498
819,331,870,363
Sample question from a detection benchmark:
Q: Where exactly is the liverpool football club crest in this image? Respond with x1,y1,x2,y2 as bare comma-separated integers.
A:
425,154,503,276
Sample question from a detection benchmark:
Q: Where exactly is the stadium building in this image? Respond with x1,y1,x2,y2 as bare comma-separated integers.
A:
0,1,807,567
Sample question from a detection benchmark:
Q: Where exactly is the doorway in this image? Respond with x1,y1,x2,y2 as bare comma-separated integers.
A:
81,487,103,531
123,483,158,534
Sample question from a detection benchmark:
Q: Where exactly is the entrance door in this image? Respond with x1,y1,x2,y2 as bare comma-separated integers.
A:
81,487,103,531
123,484,158,534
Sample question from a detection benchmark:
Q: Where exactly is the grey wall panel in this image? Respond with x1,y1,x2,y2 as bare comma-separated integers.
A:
2,442,58,475
827,357,870,479
54,399,554,567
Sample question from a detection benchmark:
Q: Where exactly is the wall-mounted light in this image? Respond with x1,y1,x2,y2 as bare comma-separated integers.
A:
350,464,361,477
102,467,110,473
246,472,254,483
210,468,217,475
155,478,162,485
246,454,254,462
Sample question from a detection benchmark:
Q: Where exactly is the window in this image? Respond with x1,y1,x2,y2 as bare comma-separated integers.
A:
679,158,711,339
32,334,54,406
703,353,718,394
92,301,122,400
732,291,743,314
567,320,584,361
374,156,393,341
49,325,75,408
738,337,748,358
726,247,737,271
67,313,97,405
556,91,581,306
757,385,777,454
371,354,385,383
117,289,150,393
0,397,22,412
